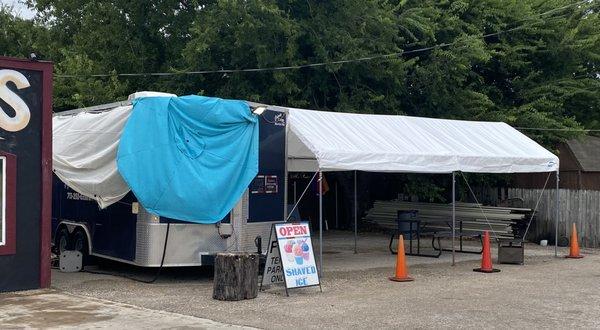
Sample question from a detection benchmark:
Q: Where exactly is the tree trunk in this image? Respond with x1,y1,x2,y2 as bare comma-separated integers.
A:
213,252,259,301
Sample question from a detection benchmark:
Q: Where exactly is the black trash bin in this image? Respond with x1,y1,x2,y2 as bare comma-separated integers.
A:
389,210,420,255
397,210,419,233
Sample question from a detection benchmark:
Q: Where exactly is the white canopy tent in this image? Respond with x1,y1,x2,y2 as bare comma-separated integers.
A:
53,92,561,272
281,106,560,270
286,108,558,173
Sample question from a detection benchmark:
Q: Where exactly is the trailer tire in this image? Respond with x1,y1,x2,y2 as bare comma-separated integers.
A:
72,229,90,268
55,227,72,254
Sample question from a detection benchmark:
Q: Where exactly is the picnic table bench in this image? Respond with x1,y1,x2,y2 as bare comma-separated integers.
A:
389,210,485,257
430,230,483,254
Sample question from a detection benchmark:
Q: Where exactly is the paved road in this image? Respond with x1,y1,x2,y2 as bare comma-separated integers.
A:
0,289,252,329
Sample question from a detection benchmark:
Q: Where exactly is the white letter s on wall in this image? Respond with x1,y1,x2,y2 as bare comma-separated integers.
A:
0,69,31,132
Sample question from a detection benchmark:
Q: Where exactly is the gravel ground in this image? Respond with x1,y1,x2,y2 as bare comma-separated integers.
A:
52,231,600,329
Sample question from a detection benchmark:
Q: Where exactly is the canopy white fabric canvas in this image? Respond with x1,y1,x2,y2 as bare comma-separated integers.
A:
285,107,559,173
53,105,132,208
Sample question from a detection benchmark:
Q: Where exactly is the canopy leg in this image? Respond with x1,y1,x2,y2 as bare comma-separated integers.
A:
452,172,456,266
555,171,560,257
335,181,339,229
293,181,297,204
319,171,323,276
354,170,358,254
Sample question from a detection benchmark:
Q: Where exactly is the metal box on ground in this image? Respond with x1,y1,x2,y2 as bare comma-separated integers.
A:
497,240,524,265
59,251,82,272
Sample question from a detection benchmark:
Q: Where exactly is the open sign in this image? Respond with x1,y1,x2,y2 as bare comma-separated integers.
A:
277,224,308,238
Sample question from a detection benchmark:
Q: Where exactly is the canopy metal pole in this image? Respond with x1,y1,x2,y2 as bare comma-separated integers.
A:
555,170,560,257
293,181,297,203
452,172,456,266
319,171,323,275
335,181,339,229
354,170,358,254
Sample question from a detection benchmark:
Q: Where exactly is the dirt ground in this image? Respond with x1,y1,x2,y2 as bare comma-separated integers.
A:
13,231,600,329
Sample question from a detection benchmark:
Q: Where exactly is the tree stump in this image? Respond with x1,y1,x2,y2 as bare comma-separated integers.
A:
213,252,259,301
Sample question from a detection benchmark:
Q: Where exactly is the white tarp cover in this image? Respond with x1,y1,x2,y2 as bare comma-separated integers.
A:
53,105,132,208
53,92,176,208
286,108,559,173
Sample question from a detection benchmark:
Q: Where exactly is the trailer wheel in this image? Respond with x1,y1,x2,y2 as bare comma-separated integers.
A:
55,227,71,254
72,229,90,267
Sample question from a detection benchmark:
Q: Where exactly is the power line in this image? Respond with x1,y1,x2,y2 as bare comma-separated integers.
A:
54,0,592,79
515,127,600,132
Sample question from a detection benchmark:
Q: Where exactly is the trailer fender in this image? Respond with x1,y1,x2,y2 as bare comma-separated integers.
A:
55,221,92,255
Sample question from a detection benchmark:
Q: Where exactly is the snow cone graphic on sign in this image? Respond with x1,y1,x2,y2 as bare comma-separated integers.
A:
284,239,311,265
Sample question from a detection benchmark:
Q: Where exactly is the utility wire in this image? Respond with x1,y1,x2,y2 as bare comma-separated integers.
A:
515,127,600,132
54,0,592,79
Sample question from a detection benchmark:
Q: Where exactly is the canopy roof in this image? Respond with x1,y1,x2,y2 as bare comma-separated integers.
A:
284,107,559,173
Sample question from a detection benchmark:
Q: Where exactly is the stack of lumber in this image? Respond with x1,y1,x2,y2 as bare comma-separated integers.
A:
364,200,533,239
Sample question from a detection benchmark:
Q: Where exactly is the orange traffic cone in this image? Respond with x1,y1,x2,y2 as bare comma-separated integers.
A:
389,235,414,282
473,231,501,273
566,223,584,259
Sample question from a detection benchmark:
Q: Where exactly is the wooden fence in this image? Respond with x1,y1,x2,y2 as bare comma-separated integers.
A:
508,188,600,248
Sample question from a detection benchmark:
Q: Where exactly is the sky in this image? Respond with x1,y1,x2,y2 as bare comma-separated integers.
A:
1,0,36,19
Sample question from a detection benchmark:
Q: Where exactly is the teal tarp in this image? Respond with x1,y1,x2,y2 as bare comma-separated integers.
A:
117,95,259,223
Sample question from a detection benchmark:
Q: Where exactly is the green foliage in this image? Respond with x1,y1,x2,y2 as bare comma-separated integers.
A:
52,51,128,109
0,5,42,57
0,0,598,147
403,174,447,203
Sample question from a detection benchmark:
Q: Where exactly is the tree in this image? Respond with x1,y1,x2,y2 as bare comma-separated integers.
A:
396,0,599,146
0,5,44,58
182,0,413,114
1,0,597,146
27,0,203,109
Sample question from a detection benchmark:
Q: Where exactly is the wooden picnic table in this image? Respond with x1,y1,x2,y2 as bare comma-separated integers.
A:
389,214,484,258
